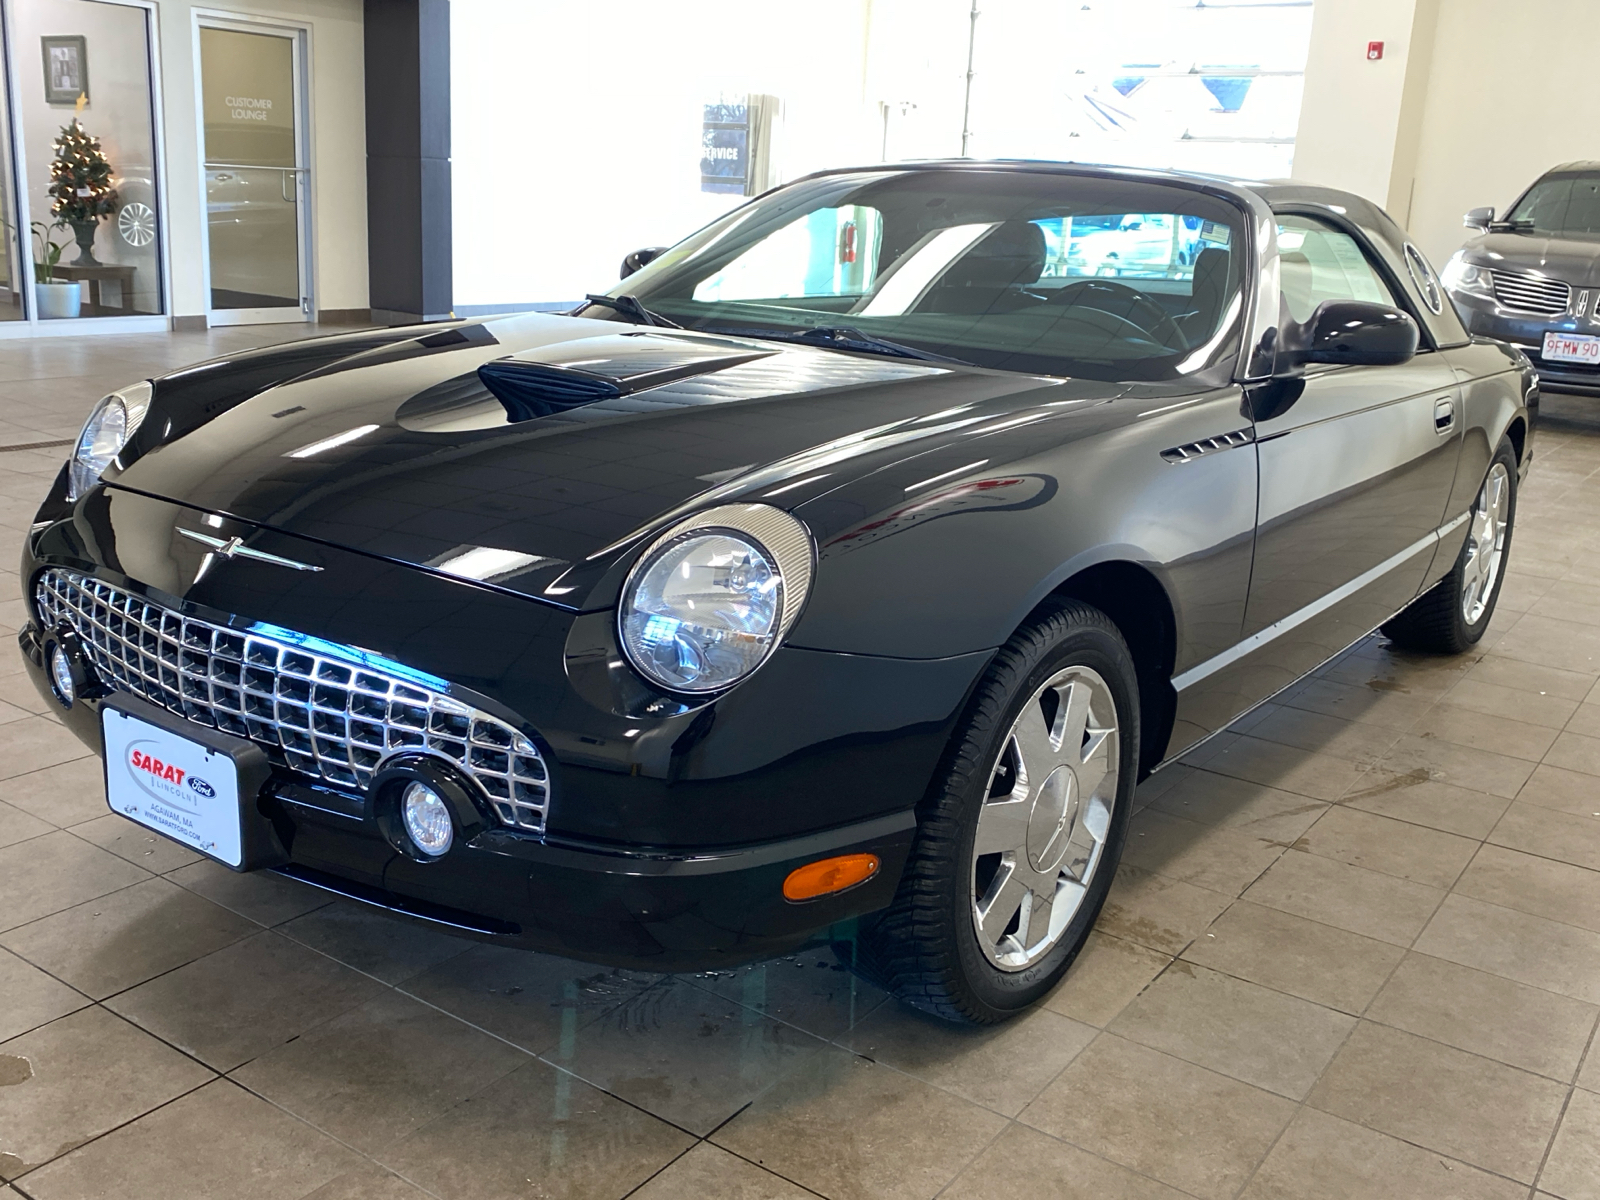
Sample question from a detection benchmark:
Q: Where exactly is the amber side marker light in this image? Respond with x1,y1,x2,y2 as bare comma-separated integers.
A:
783,853,880,901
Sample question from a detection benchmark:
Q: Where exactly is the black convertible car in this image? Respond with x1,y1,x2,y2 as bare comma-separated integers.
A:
19,162,1533,1024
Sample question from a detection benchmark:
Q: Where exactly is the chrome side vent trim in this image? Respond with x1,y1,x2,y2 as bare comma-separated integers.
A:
1161,428,1255,464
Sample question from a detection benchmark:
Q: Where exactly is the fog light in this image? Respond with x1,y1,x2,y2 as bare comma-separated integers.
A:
401,781,453,857
49,644,75,709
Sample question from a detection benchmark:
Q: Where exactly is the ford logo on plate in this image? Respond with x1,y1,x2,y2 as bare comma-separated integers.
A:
188,776,216,799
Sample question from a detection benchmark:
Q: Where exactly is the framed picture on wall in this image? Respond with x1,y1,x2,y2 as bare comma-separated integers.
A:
42,36,89,106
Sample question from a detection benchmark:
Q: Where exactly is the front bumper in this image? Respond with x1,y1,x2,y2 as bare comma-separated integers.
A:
1450,292,1600,395
18,484,989,971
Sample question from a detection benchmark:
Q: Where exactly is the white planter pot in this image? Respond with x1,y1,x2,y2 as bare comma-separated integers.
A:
35,281,81,320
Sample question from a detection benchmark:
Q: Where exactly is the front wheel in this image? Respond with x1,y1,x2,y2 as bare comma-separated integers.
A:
1383,436,1518,654
852,600,1139,1024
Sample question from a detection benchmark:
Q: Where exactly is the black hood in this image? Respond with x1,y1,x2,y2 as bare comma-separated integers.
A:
110,313,1119,606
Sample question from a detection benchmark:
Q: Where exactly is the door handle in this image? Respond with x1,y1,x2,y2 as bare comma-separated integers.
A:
1433,397,1456,434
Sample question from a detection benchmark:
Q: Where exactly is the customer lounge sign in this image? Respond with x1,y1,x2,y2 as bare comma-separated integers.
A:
199,27,295,168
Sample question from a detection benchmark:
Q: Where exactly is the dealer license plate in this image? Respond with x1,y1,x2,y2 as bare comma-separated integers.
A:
1542,330,1600,364
102,706,243,867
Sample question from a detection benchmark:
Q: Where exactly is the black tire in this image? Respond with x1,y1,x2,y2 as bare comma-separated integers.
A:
851,599,1140,1024
1383,436,1518,654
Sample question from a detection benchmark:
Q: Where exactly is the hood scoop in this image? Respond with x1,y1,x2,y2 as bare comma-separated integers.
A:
397,333,774,433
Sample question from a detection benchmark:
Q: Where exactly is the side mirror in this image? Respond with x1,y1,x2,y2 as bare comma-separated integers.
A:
1280,300,1418,370
1464,206,1495,231
620,246,668,279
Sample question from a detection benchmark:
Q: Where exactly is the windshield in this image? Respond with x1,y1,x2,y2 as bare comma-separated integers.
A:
1507,173,1600,237
604,169,1248,381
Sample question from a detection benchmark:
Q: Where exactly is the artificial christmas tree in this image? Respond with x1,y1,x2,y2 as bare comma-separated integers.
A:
48,120,118,266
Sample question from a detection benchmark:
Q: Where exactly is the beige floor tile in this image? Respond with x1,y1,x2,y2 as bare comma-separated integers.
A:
1020,1033,1295,1200
1367,952,1598,1080
1519,763,1600,818
0,716,92,783
67,812,200,873
943,1122,1191,1200
1341,767,1512,838
840,999,1095,1117
1412,702,1560,762
1491,802,1600,872
1121,809,1286,895
1567,702,1600,739
0,799,49,849
1181,900,1405,1014
1442,678,1582,729
553,979,827,1136
231,990,529,1154
0,948,88,1043
278,900,471,984
0,830,148,933
301,1163,436,1200
1377,733,1538,798
1107,961,1354,1098
695,950,889,1039
631,1143,813,1200
379,1058,694,1198
0,758,107,827
1247,705,1403,764
712,1045,1008,1200
0,876,256,1000
1547,731,1600,779
1195,735,1370,801
0,1006,213,1179
1541,1086,1600,1200
1495,614,1600,676
18,1078,363,1200
1282,676,1440,727
1240,1107,1527,1200
1242,848,1445,946
1309,1021,1567,1182
1145,769,1329,845
105,930,387,1070
1417,893,1600,1004
1096,864,1233,955
1463,655,1599,702
1455,843,1600,935
166,858,332,926
1293,804,1478,888
401,942,656,1054
1041,930,1172,1027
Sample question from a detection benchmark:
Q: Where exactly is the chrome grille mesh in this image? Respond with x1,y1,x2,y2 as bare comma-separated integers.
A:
1489,269,1571,315
35,569,549,833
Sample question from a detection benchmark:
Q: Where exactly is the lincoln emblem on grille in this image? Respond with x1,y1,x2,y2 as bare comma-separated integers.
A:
177,528,323,572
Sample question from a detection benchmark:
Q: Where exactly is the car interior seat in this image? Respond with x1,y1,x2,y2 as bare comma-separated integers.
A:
917,220,1047,315
1179,247,1231,341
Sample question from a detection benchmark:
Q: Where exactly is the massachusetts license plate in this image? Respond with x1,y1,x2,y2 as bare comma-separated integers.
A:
102,706,244,866
1542,330,1600,364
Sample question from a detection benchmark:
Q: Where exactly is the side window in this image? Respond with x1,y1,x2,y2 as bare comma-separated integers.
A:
1275,215,1397,324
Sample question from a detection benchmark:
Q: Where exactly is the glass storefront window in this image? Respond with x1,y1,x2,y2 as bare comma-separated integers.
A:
13,0,164,320
0,20,23,323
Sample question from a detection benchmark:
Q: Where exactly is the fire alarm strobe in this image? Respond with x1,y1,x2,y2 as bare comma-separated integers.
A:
1367,41,1384,60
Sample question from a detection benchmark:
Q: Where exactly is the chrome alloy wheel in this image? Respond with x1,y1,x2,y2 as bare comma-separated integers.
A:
1461,461,1511,626
971,664,1119,971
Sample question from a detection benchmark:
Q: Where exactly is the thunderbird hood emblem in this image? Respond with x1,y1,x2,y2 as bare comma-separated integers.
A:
178,527,323,572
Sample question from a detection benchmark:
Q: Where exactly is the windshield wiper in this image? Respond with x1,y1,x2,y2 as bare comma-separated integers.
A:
578,294,681,328
709,324,970,365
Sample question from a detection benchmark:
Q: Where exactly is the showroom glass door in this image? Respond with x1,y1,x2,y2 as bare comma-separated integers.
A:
198,20,309,325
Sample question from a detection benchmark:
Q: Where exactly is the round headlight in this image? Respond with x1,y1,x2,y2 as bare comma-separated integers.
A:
619,504,814,694
401,781,454,856
49,644,75,708
68,381,153,500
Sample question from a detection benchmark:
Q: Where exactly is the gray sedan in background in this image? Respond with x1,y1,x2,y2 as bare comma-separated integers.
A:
1444,162,1600,395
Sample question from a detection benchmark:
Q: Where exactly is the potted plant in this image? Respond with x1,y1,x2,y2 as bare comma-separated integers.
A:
32,219,80,318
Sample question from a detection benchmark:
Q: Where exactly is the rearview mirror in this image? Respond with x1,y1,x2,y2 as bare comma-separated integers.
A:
1279,300,1418,370
1464,206,1495,231
620,246,668,279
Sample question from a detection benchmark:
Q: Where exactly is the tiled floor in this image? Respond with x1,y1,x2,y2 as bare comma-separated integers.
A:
1,327,1599,1200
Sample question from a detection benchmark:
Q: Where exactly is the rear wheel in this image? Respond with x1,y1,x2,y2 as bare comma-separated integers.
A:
852,600,1139,1024
1383,437,1517,654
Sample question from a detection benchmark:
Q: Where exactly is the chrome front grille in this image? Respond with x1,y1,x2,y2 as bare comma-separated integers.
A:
35,569,549,833
1489,269,1571,315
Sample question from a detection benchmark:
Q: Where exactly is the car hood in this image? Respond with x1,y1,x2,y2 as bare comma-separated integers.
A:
1463,231,1600,287
110,312,1120,608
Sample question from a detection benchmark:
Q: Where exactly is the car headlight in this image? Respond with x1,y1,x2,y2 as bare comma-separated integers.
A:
68,381,153,500
619,503,813,693
1441,254,1494,300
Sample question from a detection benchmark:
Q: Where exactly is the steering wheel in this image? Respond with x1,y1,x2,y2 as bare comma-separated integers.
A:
1046,279,1186,349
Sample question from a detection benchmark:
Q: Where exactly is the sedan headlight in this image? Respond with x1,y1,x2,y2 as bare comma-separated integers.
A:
620,503,813,693
68,381,153,500
1440,253,1494,300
